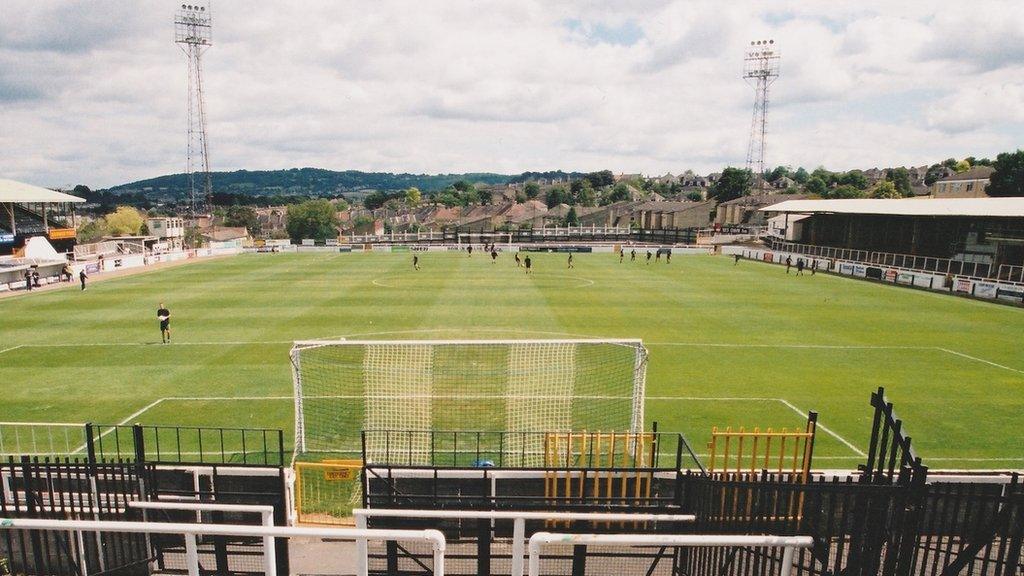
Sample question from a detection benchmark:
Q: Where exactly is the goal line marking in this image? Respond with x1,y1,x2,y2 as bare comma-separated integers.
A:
647,396,866,458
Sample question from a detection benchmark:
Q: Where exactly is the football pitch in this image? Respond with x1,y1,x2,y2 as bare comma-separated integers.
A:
1,251,1022,469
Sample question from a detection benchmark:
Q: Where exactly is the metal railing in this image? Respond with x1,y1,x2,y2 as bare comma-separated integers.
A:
527,533,813,576
0,517,447,576
129,501,277,576
0,422,285,466
764,238,1002,281
354,508,695,576
360,429,700,470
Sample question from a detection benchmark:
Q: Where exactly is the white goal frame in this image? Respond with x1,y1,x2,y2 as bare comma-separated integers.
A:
290,338,648,456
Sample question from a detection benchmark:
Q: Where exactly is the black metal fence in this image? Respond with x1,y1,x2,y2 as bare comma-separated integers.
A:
143,465,290,576
362,429,703,470
0,422,286,467
0,421,290,576
0,456,150,576
88,423,286,467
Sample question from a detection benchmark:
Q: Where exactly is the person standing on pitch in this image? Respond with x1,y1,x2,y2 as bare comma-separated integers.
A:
666,251,671,264
157,303,171,344
734,254,741,265
514,252,521,267
785,256,792,274
24,269,33,291
811,260,818,275
619,249,624,263
630,249,636,262
413,254,420,270
467,245,473,257
491,248,498,263
567,253,574,269
796,258,805,275
79,269,88,290
524,255,532,275
646,250,652,264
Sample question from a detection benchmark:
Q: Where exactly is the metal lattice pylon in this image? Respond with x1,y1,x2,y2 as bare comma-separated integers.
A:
744,39,780,195
175,3,214,218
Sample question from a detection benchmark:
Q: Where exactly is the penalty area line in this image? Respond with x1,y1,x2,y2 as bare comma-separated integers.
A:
936,348,1024,376
0,345,25,355
647,395,866,458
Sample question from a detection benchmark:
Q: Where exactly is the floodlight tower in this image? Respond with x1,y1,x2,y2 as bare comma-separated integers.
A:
175,3,213,219
744,39,780,194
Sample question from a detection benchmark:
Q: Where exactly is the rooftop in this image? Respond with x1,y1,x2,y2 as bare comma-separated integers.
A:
0,179,85,203
936,166,995,182
761,197,1024,218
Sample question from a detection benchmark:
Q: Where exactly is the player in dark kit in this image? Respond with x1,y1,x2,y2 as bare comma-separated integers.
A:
524,255,532,275
491,249,498,263
567,254,574,269
79,269,88,290
646,251,652,264
514,252,521,267
157,302,171,344
630,249,636,262
413,255,420,270
467,245,473,257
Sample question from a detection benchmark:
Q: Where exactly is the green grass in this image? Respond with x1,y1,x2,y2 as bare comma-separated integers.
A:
1,251,1022,469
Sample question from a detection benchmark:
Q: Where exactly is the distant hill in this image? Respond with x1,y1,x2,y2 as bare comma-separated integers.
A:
100,168,516,199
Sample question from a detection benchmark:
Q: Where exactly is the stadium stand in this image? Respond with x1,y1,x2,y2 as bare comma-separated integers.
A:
0,178,83,257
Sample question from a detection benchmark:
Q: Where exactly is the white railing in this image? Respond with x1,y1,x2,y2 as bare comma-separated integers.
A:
353,508,695,576
0,517,446,576
129,501,276,576
527,533,814,576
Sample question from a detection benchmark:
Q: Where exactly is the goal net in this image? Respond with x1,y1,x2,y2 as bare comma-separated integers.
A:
291,339,647,464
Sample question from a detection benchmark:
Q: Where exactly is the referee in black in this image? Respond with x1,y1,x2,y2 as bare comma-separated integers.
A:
157,302,171,344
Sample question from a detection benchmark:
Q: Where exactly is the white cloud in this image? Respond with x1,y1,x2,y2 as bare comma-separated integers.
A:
0,0,1022,188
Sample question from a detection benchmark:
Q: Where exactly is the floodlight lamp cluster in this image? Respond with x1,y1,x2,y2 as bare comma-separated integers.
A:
746,39,777,58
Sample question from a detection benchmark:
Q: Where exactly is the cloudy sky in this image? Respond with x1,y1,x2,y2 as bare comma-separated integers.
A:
2,1,1023,188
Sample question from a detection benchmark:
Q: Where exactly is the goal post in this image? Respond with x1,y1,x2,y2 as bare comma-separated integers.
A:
290,339,647,463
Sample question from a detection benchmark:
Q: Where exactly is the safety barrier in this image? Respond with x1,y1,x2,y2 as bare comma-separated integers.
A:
527,533,814,576
353,508,695,576
0,517,446,576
